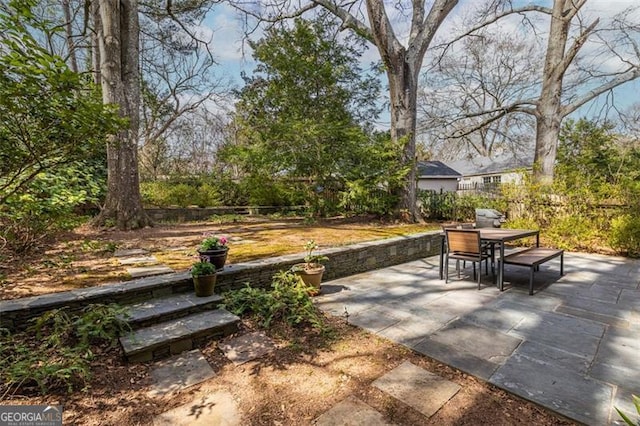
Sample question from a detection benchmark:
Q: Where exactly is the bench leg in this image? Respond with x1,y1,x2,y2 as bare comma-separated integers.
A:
529,266,534,295
560,252,564,276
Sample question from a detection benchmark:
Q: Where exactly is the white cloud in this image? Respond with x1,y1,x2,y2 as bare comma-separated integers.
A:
204,4,256,62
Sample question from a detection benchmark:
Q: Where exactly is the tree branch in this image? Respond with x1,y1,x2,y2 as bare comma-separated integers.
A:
362,0,400,57
556,18,599,78
411,0,458,60
561,66,640,116
165,0,215,61
432,4,553,55
445,100,537,140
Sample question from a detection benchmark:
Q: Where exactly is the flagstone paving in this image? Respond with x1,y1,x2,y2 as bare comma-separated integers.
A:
113,247,176,279
372,361,461,418
148,251,638,425
128,265,174,278
315,252,640,426
149,349,216,397
314,396,393,426
114,248,150,257
153,391,240,426
118,255,159,265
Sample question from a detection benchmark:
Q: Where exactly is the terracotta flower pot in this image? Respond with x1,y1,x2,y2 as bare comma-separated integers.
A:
193,274,217,297
292,263,325,296
198,247,228,271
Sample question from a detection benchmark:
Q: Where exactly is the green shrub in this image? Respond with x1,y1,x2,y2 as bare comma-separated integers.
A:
340,183,397,216
193,183,221,207
0,304,130,394
418,190,505,222
544,214,601,251
141,180,222,208
222,271,326,329
0,168,100,254
610,214,640,257
190,261,216,276
504,217,539,232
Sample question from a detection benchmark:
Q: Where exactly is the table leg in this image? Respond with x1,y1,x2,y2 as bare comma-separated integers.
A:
499,243,505,291
439,236,445,280
535,232,540,271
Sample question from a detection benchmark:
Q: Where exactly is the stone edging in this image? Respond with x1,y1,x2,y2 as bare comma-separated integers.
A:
0,231,442,330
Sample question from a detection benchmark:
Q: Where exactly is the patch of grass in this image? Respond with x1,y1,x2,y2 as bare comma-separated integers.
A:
80,239,118,254
208,214,247,224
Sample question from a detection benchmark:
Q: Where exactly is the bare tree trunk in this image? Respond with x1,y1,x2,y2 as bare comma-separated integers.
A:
94,0,151,229
91,0,101,85
360,0,457,221
532,0,570,184
62,0,78,72
387,58,419,220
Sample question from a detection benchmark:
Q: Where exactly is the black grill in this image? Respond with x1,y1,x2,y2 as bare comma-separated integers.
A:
475,208,506,228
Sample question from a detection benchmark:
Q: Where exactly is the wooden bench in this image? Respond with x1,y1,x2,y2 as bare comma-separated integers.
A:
501,247,564,295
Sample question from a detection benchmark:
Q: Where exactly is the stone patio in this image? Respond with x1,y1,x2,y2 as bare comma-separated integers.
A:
315,252,640,426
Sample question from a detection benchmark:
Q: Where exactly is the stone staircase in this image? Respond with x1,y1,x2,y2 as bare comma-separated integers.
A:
118,292,240,363
0,271,240,363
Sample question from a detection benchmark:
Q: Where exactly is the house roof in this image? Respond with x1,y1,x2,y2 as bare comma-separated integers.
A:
417,161,462,178
447,155,533,177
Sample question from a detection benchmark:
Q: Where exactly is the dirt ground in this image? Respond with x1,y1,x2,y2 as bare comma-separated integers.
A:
0,217,576,425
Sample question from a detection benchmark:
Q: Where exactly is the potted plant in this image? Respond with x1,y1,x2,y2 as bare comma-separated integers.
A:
291,240,329,295
197,234,229,270
191,260,217,297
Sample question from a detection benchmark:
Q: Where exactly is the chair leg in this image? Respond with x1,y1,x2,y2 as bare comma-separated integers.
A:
456,260,460,278
445,256,449,283
472,262,476,280
478,262,482,290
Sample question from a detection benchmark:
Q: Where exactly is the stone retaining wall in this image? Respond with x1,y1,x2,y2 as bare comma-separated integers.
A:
145,206,304,222
0,231,442,330
214,231,441,292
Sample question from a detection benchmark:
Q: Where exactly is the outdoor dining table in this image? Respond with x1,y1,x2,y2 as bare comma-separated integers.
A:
439,228,540,290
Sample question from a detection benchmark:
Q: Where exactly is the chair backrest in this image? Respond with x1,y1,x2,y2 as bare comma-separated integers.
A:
445,229,482,256
442,223,474,231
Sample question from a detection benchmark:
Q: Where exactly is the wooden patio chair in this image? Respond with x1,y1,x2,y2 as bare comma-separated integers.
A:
442,223,491,273
444,229,491,289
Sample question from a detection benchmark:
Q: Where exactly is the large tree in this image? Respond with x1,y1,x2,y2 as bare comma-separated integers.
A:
224,17,386,215
438,0,640,183
92,0,151,229
236,0,460,220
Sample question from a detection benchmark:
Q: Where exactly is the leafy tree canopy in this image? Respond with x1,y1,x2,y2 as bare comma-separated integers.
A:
0,0,123,205
222,17,399,215
556,118,640,198
229,17,381,177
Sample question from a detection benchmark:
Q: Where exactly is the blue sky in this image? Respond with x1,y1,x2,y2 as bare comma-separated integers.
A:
201,0,640,129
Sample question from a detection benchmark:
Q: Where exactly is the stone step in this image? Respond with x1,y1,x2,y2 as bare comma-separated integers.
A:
119,310,240,363
121,293,224,329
